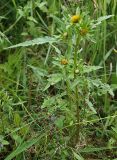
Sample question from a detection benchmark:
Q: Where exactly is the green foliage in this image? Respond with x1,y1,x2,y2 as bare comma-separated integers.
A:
0,0,117,159
6,36,58,49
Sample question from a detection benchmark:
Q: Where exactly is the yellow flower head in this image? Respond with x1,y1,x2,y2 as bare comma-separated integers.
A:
80,28,88,36
61,59,68,65
71,15,81,23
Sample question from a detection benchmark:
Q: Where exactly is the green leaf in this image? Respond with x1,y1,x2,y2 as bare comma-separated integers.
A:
97,15,114,22
48,0,60,14
79,146,117,153
99,47,114,66
48,73,63,85
12,134,22,144
5,36,58,49
44,73,63,91
85,98,97,114
5,135,44,160
28,65,47,78
2,140,9,145
14,113,21,127
72,151,84,160
27,16,38,23
112,127,117,134
41,96,56,109
93,15,114,27
55,116,65,128
83,66,102,73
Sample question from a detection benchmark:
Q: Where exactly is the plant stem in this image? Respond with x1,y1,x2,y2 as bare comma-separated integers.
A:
103,0,108,113
74,36,80,143
64,67,72,107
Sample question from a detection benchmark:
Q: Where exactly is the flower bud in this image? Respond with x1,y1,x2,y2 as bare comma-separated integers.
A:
61,59,68,65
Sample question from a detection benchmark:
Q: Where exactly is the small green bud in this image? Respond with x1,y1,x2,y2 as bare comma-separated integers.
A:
75,69,79,74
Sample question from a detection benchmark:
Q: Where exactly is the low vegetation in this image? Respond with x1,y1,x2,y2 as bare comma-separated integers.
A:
0,0,117,159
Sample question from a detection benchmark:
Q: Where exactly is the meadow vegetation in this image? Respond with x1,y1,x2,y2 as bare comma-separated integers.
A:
0,0,117,159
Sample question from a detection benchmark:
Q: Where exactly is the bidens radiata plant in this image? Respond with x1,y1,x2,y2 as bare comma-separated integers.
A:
43,8,114,147
3,2,115,159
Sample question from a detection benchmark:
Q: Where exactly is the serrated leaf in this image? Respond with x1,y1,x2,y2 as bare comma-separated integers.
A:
93,15,114,27
48,73,63,84
83,66,102,73
43,73,63,91
5,36,58,49
85,99,97,114
97,15,114,22
28,65,47,77
41,96,56,108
